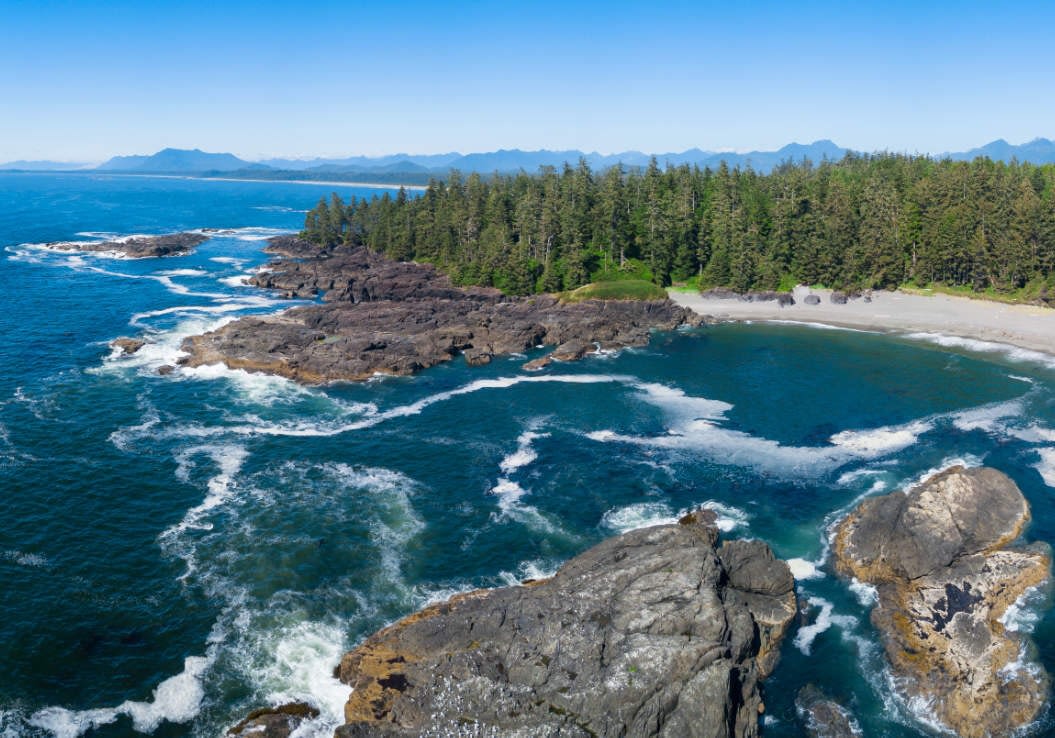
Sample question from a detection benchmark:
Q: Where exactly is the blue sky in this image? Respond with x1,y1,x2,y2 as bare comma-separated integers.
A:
2,0,1053,161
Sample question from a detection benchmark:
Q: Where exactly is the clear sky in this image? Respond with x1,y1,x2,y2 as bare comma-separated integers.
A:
2,0,1054,162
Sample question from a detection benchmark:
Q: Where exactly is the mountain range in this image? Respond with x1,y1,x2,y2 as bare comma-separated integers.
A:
3,138,1055,180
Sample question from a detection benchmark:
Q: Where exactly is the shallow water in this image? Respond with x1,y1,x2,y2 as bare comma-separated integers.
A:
2,173,1054,737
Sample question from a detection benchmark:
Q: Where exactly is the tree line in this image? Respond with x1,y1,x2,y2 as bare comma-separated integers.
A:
301,154,1055,298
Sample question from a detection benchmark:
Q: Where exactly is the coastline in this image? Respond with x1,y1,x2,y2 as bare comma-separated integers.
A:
669,285,1055,358
0,170,429,191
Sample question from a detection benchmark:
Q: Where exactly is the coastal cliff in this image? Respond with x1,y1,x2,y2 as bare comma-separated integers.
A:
179,236,704,382
234,509,796,737
833,466,1051,737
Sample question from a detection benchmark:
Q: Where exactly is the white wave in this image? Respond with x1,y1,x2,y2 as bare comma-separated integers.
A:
849,578,879,606
92,314,241,377
765,319,879,334
787,558,825,580
498,559,560,587
900,455,984,493
837,467,884,485
161,444,249,580
498,430,548,475
950,398,1025,433
904,332,1055,369
209,256,247,265
632,381,732,422
999,584,1047,633
197,226,292,242
156,268,208,277
2,550,49,567
1009,424,1055,443
601,502,678,533
1009,374,1036,384
245,621,350,737
218,274,253,288
829,420,933,456
29,655,210,737
794,597,858,655
600,499,748,535
490,479,559,535
1035,448,1055,488
587,413,933,477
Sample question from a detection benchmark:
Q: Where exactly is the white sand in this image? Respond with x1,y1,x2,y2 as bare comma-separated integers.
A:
669,285,1055,357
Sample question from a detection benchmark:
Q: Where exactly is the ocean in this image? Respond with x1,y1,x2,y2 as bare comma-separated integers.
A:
1,172,1054,737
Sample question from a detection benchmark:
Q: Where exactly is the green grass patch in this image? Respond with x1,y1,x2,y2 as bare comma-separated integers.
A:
562,279,669,302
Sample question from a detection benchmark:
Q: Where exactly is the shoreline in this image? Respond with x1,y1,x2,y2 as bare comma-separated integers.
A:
669,285,1055,359
0,170,428,191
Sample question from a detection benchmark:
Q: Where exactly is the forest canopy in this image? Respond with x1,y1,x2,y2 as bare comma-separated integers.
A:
301,154,1055,299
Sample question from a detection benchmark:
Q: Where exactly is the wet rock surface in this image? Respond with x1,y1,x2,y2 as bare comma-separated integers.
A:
49,232,207,258
794,685,860,738
331,508,795,737
227,703,320,738
180,237,704,383
833,466,1051,738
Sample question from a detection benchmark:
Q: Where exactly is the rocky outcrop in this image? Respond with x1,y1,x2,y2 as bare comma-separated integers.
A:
227,703,320,737
49,232,207,258
795,685,860,738
833,466,1051,737
111,337,145,355
331,508,795,737
698,288,795,306
179,238,704,383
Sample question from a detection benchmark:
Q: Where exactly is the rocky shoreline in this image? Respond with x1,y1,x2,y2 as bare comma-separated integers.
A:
48,231,208,258
233,509,796,737
178,236,705,382
833,466,1051,737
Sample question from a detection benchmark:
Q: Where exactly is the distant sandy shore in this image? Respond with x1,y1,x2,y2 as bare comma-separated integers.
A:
669,285,1055,358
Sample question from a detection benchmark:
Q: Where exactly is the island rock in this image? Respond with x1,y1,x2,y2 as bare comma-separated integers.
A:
49,232,207,258
832,466,1050,737
331,508,796,736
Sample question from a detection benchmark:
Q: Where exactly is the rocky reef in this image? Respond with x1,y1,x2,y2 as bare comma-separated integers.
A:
321,508,795,737
794,685,860,738
179,237,704,382
49,231,207,258
833,466,1050,737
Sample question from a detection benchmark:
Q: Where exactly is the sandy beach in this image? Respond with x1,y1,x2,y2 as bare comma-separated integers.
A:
669,285,1055,359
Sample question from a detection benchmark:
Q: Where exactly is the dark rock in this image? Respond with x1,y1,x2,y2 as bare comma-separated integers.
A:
522,355,552,371
795,685,860,738
49,232,207,259
180,240,702,383
699,287,742,300
111,337,145,355
332,510,795,737
227,702,319,737
803,294,821,305
830,291,848,305
833,466,1050,737
463,348,492,366
157,365,175,376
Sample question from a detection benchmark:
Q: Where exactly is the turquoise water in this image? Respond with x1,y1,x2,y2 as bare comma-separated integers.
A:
1,173,1054,737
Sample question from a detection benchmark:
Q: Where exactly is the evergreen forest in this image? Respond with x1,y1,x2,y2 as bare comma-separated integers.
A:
301,154,1055,300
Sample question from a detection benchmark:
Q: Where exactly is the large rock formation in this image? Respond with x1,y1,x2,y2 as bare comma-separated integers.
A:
179,237,704,383
49,232,207,258
833,466,1050,737
331,509,796,737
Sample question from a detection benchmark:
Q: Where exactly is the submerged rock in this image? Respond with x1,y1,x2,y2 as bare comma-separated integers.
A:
795,685,860,738
49,232,207,258
111,337,145,355
332,508,795,736
180,238,703,383
833,466,1050,737
227,702,320,737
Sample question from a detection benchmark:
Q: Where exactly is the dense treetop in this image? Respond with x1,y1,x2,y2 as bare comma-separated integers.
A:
301,154,1055,299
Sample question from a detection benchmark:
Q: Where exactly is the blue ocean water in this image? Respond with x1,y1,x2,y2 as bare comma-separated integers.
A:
1,172,1054,737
